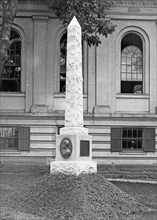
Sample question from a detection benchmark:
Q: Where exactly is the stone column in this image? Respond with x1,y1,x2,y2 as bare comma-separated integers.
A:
93,35,111,115
31,16,49,113
155,19,157,114
50,17,97,175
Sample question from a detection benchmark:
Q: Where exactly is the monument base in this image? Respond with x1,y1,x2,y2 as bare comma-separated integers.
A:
50,161,97,176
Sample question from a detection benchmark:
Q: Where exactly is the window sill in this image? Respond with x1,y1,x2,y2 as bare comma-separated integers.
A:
119,151,146,155
0,150,21,155
0,92,25,97
116,94,149,99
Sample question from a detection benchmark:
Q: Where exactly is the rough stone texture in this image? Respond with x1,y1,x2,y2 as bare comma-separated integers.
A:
50,161,97,175
55,134,92,161
98,164,157,181
65,16,84,128
60,126,88,135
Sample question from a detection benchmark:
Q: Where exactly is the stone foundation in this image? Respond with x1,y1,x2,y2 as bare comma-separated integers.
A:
98,164,157,181
50,161,97,176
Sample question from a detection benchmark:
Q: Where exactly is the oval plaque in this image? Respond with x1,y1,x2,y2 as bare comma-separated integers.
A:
60,137,72,159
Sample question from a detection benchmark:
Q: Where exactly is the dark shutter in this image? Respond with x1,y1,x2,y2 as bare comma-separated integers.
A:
18,127,30,151
143,128,155,152
111,128,122,152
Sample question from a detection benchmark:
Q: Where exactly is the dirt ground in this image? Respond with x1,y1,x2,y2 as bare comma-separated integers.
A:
0,164,157,220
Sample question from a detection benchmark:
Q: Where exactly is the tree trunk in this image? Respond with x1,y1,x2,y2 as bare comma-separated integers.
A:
0,0,18,72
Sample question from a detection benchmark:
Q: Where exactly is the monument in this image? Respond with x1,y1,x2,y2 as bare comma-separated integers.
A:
50,16,97,175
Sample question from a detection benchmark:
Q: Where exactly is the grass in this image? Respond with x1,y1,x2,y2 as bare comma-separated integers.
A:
0,164,157,220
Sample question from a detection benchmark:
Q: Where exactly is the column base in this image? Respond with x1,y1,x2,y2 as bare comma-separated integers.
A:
50,161,97,176
94,105,111,115
31,105,48,113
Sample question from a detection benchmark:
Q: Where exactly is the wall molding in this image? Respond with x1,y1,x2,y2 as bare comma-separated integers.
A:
113,0,157,8
17,0,157,8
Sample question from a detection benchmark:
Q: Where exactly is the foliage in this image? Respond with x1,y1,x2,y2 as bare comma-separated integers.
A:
48,0,116,46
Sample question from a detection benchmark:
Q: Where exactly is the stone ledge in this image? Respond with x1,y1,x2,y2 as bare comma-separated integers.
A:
31,105,48,113
60,127,89,135
50,161,97,176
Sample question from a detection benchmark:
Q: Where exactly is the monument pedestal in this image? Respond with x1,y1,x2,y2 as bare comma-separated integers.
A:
50,133,97,175
50,161,97,176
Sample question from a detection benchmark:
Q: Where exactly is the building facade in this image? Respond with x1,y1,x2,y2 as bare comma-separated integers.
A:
0,0,157,165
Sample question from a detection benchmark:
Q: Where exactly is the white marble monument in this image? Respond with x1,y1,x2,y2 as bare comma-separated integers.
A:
50,16,97,175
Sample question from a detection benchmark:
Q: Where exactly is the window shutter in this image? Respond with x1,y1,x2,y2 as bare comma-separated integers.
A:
143,128,155,152
111,128,122,152
18,127,30,151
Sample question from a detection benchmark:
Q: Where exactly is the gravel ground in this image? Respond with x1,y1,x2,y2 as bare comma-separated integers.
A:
1,173,155,220
0,164,157,220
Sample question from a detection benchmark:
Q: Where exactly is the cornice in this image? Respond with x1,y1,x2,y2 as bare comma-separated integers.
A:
18,0,46,4
113,0,157,8
0,0,46,4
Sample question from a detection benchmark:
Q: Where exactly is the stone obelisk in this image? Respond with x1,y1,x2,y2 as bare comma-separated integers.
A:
60,16,88,136
50,17,97,175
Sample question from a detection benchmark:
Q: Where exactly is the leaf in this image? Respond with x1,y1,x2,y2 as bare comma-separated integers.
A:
48,0,116,46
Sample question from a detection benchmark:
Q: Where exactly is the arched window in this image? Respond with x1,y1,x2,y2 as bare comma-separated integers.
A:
121,33,143,94
60,32,67,93
0,29,21,92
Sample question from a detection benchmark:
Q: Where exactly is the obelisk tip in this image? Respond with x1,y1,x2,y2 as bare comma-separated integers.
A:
69,16,80,27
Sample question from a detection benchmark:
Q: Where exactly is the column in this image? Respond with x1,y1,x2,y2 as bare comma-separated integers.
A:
31,16,49,113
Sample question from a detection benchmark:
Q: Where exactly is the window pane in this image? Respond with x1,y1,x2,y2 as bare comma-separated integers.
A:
138,129,142,138
137,74,142,81
132,74,137,80
128,129,132,138
123,129,127,137
133,129,137,138
121,65,126,72
127,74,132,80
138,140,142,149
128,141,132,149
127,58,131,65
122,74,126,80
127,66,131,73
122,140,127,149
121,81,142,94
122,57,126,64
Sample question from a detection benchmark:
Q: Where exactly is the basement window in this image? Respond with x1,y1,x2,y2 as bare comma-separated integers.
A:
122,128,143,150
111,127,155,152
0,127,30,151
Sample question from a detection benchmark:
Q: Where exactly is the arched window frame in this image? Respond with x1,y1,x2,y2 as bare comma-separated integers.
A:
116,27,150,96
121,35,143,94
54,27,87,95
0,26,25,93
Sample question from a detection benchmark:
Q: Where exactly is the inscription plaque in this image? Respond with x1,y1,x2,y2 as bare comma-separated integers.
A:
80,140,89,157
